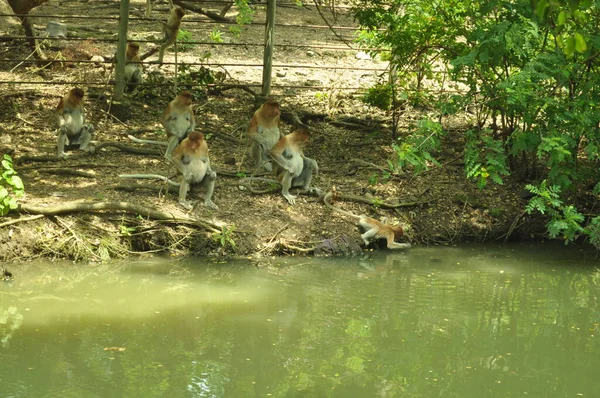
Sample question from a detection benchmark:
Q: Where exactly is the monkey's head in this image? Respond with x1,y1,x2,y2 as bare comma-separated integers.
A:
173,6,185,18
187,132,204,149
293,127,310,147
68,88,85,104
262,99,280,118
127,42,140,55
392,225,404,240
177,91,193,106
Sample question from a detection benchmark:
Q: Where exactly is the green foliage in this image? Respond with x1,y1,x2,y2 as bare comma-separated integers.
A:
178,63,226,94
390,118,442,174
465,129,509,189
213,225,236,250
525,181,585,243
361,83,392,110
352,0,600,245
119,225,136,237
209,29,224,43
228,0,254,37
587,216,600,249
175,29,193,52
0,155,24,216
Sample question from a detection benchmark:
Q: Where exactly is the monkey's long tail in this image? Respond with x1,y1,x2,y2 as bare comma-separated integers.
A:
128,135,168,146
119,174,180,187
324,190,361,220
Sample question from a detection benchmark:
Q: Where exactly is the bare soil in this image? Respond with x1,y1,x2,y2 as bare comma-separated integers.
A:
0,0,544,263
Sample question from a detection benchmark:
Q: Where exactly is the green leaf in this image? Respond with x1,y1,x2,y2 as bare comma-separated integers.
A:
574,32,587,53
7,197,18,209
557,11,567,26
536,0,549,20
0,186,7,200
564,36,576,56
11,176,24,190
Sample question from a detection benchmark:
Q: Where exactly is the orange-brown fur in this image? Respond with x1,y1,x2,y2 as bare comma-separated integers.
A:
55,87,94,157
172,131,207,159
269,127,318,205
161,91,195,159
248,100,283,171
126,42,140,63
156,6,185,63
324,189,410,249
56,87,84,114
171,131,217,210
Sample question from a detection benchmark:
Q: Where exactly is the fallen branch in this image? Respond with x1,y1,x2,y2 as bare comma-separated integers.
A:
16,154,82,163
139,46,160,62
96,142,162,156
0,214,45,228
173,0,231,22
127,135,168,146
18,201,222,233
115,183,178,194
337,193,423,209
208,84,257,98
38,168,97,178
238,177,280,194
209,130,241,144
119,174,179,186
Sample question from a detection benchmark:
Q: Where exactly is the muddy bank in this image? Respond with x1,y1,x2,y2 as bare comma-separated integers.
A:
0,0,560,263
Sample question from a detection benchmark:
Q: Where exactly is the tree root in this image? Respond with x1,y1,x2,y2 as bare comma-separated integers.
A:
37,168,97,178
0,214,44,228
18,201,222,233
337,193,423,209
96,142,162,156
173,0,231,22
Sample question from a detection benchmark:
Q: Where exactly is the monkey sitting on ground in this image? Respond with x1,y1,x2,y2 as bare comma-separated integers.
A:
124,42,143,92
172,131,218,210
324,189,411,249
247,99,283,172
119,132,217,211
129,91,195,159
55,87,95,159
269,127,320,205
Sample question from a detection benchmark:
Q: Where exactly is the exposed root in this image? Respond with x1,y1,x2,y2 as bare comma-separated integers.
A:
0,214,44,228
96,142,162,156
337,192,423,209
37,168,97,178
18,201,222,233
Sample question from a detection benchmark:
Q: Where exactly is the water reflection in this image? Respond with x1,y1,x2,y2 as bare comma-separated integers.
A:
0,243,599,397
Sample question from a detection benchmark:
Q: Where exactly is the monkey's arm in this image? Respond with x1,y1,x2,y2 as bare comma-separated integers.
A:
187,111,196,134
301,154,319,176
269,138,294,173
387,241,412,249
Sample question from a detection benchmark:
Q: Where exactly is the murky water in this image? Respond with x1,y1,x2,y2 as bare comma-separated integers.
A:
1,243,599,397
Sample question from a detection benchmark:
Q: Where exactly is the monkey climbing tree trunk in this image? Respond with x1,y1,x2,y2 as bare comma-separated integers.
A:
261,0,276,97
114,0,130,100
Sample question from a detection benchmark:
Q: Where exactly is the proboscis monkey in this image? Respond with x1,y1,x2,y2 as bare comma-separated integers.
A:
125,42,143,91
248,99,283,171
324,189,411,249
156,5,185,64
55,87,95,159
162,91,195,160
172,131,218,210
269,127,320,205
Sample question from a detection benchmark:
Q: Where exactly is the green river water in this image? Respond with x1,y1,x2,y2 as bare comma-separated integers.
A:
0,243,599,397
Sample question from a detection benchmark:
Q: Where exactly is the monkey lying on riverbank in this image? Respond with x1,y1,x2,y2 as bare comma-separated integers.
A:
324,189,411,250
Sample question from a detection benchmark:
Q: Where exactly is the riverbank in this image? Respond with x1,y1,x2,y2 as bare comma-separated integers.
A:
0,0,583,263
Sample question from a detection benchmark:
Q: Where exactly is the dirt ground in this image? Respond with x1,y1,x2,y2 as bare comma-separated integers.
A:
0,0,544,263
